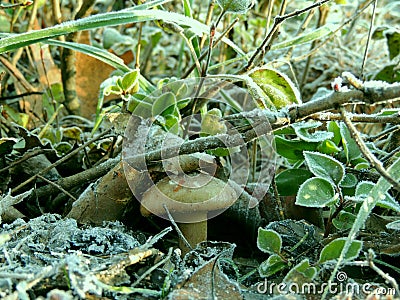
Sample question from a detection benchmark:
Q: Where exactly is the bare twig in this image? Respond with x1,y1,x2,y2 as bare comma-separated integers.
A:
163,204,192,251
361,0,377,80
367,249,400,296
340,106,400,192
182,17,238,79
309,112,400,124
36,174,77,201
17,81,400,201
0,149,53,174
12,128,112,194
245,0,332,71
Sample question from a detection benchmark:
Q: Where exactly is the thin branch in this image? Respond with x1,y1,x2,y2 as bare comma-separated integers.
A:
340,106,400,192
12,128,112,194
182,18,238,79
245,0,332,71
309,112,400,124
361,0,377,80
163,204,192,251
17,80,400,201
367,249,400,296
36,174,77,201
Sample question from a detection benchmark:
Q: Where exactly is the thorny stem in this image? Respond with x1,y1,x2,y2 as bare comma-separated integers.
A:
340,106,400,192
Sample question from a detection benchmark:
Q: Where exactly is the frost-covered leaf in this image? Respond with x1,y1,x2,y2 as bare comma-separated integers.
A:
318,238,362,263
296,177,336,208
249,67,301,109
333,211,356,230
283,259,317,284
348,181,400,212
292,121,333,142
216,0,252,14
340,173,358,188
259,254,287,278
275,136,317,160
386,220,400,231
340,122,361,162
257,228,282,255
304,151,345,185
275,168,313,196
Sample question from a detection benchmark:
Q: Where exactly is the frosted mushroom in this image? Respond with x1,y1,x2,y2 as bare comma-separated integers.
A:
140,173,237,254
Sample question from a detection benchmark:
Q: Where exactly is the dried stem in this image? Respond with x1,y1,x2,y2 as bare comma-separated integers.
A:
340,106,400,192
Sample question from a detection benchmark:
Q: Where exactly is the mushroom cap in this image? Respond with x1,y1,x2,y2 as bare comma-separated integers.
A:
140,173,238,223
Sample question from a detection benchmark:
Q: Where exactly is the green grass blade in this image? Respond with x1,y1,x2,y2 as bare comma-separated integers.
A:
44,39,155,93
0,10,244,56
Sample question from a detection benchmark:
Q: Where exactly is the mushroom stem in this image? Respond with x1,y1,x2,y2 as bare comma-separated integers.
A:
178,220,207,255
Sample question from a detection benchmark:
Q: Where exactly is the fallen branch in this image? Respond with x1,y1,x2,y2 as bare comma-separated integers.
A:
20,80,400,204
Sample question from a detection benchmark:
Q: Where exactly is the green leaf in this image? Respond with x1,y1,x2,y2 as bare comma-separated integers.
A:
318,238,362,263
304,151,345,185
296,177,336,208
259,255,287,278
275,169,313,196
332,211,356,230
317,140,341,155
283,259,317,283
271,24,337,50
385,29,400,60
275,136,317,160
152,92,177,117
121,69,140,94
216,0,252,14
339,122,361,163
257,228,282,255
351,181,400,212
328,121,341,145
292,121,333,142
249,67,301,109
340,173,358,188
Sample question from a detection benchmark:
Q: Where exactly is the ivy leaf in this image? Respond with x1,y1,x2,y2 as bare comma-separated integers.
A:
257,228,282,255
318,238,362,263
296,177,336,208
